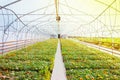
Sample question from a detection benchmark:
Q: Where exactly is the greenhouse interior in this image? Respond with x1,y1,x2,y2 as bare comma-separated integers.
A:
0,0,120,80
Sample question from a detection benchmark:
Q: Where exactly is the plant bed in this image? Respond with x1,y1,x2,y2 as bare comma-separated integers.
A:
77,37,120,51
61,39,120,80
0,39,57,80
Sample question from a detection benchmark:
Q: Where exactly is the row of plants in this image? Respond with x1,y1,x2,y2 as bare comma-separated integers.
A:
76,37,120,51
0,39,57,80
61,39,120,80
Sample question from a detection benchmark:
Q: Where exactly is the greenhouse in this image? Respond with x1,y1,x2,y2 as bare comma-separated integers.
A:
0,0,120,80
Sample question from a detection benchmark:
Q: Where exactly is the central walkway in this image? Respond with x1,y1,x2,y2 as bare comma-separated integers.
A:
51,39,67,80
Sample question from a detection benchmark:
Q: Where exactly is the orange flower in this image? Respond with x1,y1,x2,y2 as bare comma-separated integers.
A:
91,77,94,80
0,72,3,76
103,71,107,74
80,78,83,80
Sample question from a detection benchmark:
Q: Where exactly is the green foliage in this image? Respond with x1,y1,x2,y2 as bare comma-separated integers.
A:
0,39,57,80
61,39,120,80
77,37,120,51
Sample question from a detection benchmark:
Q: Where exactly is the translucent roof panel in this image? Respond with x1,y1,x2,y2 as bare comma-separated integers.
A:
0,0,120,37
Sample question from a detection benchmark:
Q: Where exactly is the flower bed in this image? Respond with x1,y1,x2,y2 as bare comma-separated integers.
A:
0,39,57,80
61,39,120,80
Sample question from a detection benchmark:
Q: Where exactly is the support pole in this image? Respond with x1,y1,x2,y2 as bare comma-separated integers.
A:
54,0,61,38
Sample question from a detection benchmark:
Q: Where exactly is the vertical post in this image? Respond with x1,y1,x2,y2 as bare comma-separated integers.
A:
55,0,61,39
58,22,60,38
56,16,61,38
2,24,5,54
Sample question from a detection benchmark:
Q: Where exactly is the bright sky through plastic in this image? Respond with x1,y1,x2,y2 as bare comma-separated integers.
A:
0,0,120,37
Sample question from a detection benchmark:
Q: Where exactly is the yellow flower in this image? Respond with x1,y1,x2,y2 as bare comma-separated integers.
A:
86,75,90,79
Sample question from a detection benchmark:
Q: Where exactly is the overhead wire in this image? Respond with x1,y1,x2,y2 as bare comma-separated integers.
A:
59,2,109,34
64,0,116,35
64,0,72,14
43,0,52,14
80,0,116,26
18,4,55,36
95,0,120,14
0,2,55,46
25,11,56,36
0,7,29,33
2,3,54,32
0,0,21,9
0,0,120,40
